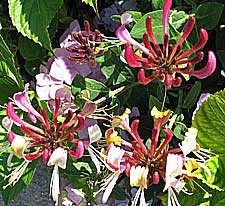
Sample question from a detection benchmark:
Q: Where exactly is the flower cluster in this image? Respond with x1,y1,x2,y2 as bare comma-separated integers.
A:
116,0,216,89
95,107,211,206
3,89,93,205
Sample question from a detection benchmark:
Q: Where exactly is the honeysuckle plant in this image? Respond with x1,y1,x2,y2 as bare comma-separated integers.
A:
0,0,224,205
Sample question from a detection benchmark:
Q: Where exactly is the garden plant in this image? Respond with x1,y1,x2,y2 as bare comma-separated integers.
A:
0,0,225,205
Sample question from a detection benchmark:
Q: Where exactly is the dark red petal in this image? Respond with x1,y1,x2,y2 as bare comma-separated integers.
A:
124,44,143,67
177,29,208,60
138,69,158,85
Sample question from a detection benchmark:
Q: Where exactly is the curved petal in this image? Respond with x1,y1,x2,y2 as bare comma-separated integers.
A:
14,91,45,123
163,0,172,36
177,51,216,79
116,22,150,55
138,69,159,85
7,102,44,134
67,141,84,159
124,44,143,67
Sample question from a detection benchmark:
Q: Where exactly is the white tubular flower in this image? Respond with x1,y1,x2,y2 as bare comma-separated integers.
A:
164,154,185,206
47,147,67,206
106,144,125,170
87,124,102,172
130,166,149,206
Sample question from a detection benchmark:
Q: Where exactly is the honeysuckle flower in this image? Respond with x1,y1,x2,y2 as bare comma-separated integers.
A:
36,19,106,112
47,147,67,206
116,0,216,88
5,90,87,190
163,154,185,206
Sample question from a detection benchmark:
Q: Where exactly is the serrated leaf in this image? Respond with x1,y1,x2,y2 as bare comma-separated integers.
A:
183,81,201,109
8,0,63,50
130,10,189,43
193,156,225,191
195,2,224,30
192,90,225,154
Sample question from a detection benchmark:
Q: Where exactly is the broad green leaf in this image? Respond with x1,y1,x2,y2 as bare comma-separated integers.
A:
193,156,225,191
130,10,189,43
72,75,109,100
0,34,23,87
192,90,225,154
183,81,201,109
8,0,63,50
195,2,224,30
81,0,98,14
18,36,46,60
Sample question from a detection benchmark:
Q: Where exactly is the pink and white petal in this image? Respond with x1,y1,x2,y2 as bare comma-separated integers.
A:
13,91,44,123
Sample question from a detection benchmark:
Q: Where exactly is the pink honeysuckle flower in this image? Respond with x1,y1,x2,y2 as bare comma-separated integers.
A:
5,91,88,189
116,0,216,89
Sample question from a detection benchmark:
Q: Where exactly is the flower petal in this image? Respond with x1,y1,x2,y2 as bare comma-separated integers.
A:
177,51,216,79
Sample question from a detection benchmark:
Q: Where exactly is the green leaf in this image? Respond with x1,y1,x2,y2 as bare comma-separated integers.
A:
0,34,23,87
130,10,189,43
8,0,63,50
192,90,225,154
151,0,164,10
81,0,98,14
193,156,225,191
195,2,224,30
183,81,201,109
71,75,109,100
149,95,162,111
18,36,46,60
73,162,92,174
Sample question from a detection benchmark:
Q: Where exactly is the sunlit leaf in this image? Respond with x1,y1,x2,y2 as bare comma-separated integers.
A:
8,0,63,50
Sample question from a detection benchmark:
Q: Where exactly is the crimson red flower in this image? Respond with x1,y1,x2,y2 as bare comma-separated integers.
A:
116,0,216,89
